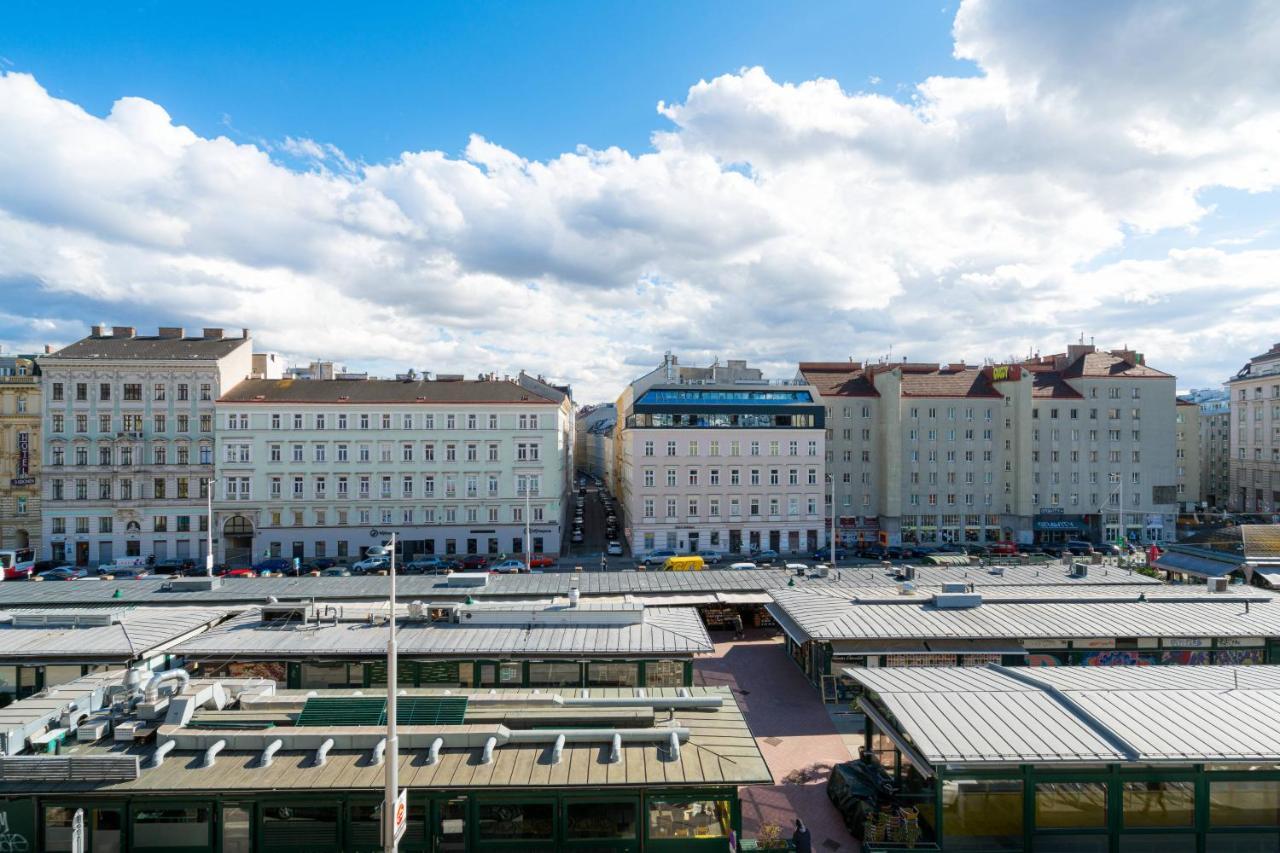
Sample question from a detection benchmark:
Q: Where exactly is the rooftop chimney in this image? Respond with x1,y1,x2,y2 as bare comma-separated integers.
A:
202,328,224,340
158,327,184,339
241,328,251,339
90,325,104,337
44,345,53,354
111,326,136,339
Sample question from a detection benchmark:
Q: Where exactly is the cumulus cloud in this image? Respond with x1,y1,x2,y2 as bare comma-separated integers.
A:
1,0,1279,399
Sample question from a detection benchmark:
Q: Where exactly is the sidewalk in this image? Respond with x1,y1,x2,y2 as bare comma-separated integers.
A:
696,631,858,851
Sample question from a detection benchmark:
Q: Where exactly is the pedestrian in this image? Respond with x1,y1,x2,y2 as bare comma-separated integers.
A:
601,556,608,573
792,819,812,853
731,613,744,641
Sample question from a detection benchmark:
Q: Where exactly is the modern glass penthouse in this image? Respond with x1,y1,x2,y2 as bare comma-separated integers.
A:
847,665,1280,853
614,355,827,556
0,670,768,852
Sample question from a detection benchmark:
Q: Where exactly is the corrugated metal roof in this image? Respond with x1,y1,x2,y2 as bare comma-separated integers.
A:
1242,524,1280,560
0,564,1163,608
173,606,711,659
1154,550,1241,578
0,606,231,661
768,587,1280,643
848,665,1280,766
0,686,769,793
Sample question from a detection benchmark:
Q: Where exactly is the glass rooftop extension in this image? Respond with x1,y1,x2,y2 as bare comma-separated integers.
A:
638,388,813,406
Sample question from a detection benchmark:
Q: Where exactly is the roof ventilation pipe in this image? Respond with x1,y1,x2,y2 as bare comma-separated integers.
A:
144,669,190,702
666,730,681,762
201,739,226,769
427,737,444,765
259,738,283,768
551,734,566,765
609,733,623,764
314,738,334,768
149,740,176,768
371,738,387,766
481,736,497,765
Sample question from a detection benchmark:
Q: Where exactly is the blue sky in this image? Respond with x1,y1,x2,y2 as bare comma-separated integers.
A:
0,1,1278,400
2,1,970,163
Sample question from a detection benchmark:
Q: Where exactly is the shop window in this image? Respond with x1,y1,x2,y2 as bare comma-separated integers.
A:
132,806,211,849
1122,780,1195,827
1206,834,1280,853
261,804,339,848
645,660,685,687
528,661,581,687
43,806,76,852
476,802,555,840
1035,781,1107,828
566,801,637,839
588,662,639,687
1209,778,1280,826
43,665,84,689
1118,836,1196,853
298,662,361,689
647,799,731,839
941,779,1023,851
222,805,252,853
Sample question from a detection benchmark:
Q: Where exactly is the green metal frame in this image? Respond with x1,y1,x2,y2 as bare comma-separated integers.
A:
285,657,697,690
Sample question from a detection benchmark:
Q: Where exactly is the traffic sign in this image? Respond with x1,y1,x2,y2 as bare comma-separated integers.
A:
393,789,408,844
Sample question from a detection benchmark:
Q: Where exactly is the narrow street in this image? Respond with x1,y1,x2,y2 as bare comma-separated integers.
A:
695,632,859,851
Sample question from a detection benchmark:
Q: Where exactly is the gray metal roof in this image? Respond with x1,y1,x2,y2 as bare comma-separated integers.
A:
1154,548,1242,578
0,564,1162,609
768,586,1280,643
219,378,561,404
173,604,711,660
0,607,231,661
848,665,1280,767
43,333,249,361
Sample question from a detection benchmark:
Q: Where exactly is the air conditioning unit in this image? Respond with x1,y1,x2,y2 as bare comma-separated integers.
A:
1209,576,1229,593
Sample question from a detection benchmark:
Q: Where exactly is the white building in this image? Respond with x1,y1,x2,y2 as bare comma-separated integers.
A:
614,355,827,556
213,373,573,564
39,326,253,565
574,403,616,482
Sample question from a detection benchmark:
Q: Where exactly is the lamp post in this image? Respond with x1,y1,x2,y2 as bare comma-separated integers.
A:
205,480,214,576
381,531,400,852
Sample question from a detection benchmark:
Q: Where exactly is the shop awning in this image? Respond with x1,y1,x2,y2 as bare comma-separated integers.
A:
923,639,1026,655
831,640,927,656
1154,550,1241,579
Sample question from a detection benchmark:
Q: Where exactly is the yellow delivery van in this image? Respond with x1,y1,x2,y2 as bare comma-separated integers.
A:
662,555,705,571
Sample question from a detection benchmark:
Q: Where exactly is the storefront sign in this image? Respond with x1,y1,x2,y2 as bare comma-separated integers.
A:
1164,637,1212,648
1040,507,1064,515
838,516,879,530
1073,638,1115,649
989,365,1022,382
1216,637,1264,648
15,431,28,475
1034,519,1084,531
1028,639,1069,649
8,476,35,487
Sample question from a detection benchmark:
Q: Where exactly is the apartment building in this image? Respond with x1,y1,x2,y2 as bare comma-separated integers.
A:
0,353,42,555
39,326,252,565
801,343,1179,546
615,355,826,556
1228,342,1280,515
574,403,616,481
1175,398,1202,512
1188,389,1232,509
213,373,572,564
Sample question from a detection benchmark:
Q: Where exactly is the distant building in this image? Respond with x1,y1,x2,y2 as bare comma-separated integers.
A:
574,403,616,481
1175,398,1201,511
38,326,253,566
1228,342,1280,514
0,351,43,556
1187,388,1231,509
615,354,827,556
801,341,1179,546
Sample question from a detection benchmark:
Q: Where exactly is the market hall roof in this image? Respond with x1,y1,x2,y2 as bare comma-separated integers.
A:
0,607,231,662
847,664,1280,768
767,585,1280,644
172,602,713,659
218,377,562,405
0,565,1165,609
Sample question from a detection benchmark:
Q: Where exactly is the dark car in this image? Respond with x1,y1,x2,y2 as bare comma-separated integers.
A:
405,556,453,574
810,547,848,561
752,549,781,565
152,558,195,575
988,542,1019,557
37,566,93,581
1038,544,1067,558
901,546,935,559
1064,539,1095,556
252,557,293,574
460,555,490,571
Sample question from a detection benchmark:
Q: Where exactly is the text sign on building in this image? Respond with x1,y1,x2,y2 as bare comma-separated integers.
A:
989,365,1022,382
15,431,28,475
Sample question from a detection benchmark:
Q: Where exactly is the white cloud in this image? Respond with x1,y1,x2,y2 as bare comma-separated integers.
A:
1,0,1279,399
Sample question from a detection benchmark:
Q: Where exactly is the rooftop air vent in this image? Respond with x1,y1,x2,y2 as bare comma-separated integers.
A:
932,591,983,609
9,610,124,628
260,603,316,624
446,572,490,588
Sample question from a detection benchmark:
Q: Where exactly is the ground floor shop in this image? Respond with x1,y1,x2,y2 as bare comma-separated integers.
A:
631,522,825,555
193,657,697,690
0,786,743,852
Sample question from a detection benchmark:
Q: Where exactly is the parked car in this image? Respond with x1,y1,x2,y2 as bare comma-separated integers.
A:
570,531,584,543
351,556,390,573
104,567,150,580
223,567,257,578
527,554,556,568
752,549,781,565
1038,544,1067,558
490,559,526,574
151,558,195,575
641,548,679,567
405,557,451,574
320,567,352,577
695,550,723,564
810,546,848,562
460,555,491,571
1064,539,1095,556
311,558,337,570
988,542,1019,557
607,541,624,556
252,557,293,574
935,543,969,554
37,565,91,581
728,561,758,571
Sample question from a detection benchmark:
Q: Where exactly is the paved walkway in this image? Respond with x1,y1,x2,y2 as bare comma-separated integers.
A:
695,630,858,851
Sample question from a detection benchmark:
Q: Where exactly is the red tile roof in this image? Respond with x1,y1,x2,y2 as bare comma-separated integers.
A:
1061,350,1172,380
899,366,1003,399
797,362,879,397
1027,366,1084,399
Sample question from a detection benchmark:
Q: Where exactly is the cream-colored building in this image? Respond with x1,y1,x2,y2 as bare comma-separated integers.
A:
1228,342,1280,515
615,355,827,556
1175,398,1202,512
575,403,615,482
1193,390,1231,509
39,326,253,566
0,353,42,556
802,343,1179,546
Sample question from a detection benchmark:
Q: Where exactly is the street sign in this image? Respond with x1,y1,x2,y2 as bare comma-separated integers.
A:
70,808,85,853
393,789,408,844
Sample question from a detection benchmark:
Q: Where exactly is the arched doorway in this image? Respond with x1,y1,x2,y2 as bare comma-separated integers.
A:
222,515,255,568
